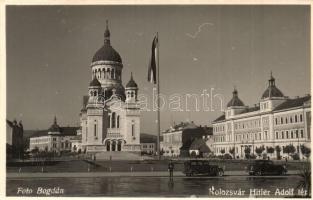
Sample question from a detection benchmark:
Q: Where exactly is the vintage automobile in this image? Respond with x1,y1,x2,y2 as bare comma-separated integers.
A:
246,160,287,176
183,160,224,176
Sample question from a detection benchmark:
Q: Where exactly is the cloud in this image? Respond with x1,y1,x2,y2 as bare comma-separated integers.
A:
186,22,214,39
193,57,198,61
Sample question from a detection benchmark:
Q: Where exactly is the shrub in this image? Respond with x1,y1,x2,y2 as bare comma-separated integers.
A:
223,153,232,160
292,153,300,160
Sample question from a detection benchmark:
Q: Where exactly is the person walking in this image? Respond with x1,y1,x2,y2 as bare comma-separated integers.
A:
168,160,174,179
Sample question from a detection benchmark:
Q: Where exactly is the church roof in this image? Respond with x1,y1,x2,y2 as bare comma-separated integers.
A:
227,89,245,107
92,21,122,63
126,73,138,88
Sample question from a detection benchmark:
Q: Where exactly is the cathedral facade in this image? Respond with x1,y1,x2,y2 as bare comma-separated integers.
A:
80,21,141,153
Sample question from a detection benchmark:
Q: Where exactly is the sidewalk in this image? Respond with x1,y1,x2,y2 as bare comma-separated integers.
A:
7,170,300,178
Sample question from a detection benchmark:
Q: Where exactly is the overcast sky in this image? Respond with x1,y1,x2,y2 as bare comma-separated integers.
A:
6,5,310,134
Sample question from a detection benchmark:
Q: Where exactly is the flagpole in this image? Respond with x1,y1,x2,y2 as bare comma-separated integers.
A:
157,32,161,160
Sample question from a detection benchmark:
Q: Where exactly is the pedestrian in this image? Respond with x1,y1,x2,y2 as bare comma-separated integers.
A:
168,160,174,179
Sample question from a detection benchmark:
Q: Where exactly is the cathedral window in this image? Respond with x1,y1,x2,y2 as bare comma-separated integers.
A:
103,68,106,78
111,69,115,79
94,123,97,137
112,112,116,128
132,121,135,137
108,115,111,128
107,68,111,79
300,129,304,138
290,116,293,123
117,115,120,128
94,91,97,96
295,115,298,123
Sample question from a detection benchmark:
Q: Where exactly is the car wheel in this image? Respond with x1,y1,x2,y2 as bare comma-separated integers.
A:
255,171,262,176
217,169,224,177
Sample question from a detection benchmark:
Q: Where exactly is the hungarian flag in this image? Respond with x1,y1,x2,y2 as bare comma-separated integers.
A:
148,35,158,84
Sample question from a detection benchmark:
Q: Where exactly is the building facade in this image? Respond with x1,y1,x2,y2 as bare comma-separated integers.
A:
212,73,311,159
29,117,79,153
6,119,24,159
79,21,141,153
161,122,213,157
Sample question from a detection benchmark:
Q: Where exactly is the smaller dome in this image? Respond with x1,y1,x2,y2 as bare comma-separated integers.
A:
261,73,284,99
49,116,61,132
126,73,138,88
89,77,101,87
227,89,245,107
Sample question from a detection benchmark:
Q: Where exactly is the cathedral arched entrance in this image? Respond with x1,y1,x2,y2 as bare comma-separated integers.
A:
104,139,125,152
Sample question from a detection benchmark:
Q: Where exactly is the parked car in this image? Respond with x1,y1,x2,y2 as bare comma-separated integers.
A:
246,160,287,176
183,160,224,176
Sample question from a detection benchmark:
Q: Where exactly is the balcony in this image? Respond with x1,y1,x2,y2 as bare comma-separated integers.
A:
107,128,123,138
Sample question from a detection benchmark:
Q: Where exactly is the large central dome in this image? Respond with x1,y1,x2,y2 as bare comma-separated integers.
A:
92,20,122,63
92,45,122,63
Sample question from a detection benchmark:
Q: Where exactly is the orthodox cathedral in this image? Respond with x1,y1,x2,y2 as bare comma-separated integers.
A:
79,21,141,153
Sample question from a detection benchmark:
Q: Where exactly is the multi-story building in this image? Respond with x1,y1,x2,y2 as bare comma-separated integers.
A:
29,117,79,153
6,119,24,159
161,122,213,157
212,73,311,159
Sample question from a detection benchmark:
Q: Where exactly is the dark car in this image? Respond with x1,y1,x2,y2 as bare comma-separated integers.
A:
246,160,287,176
183,160,224,176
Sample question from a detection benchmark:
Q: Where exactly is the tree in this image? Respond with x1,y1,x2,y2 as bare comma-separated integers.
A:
275,146,281,160
221,149,225,154
267,147,275,155
244,146,251,159
285,144,296,157
255,146,265,158
301,145,311,159
229,147,235,158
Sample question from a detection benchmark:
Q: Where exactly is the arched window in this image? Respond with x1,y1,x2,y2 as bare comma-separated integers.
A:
112,112,116,128
107,68,111,79
90,91,93,96
94,123,97,137
111,68,115,79
290,116,293,123
94,91,97,96
108,115,111,128
117,115,120,128
295,115,298,123
103,68,106,79
131,120,135,137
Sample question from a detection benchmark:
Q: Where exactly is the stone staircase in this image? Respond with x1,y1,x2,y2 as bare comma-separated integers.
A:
94,151,150,161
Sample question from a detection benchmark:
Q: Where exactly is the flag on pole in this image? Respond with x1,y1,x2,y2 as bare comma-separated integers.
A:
148,35,158,84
